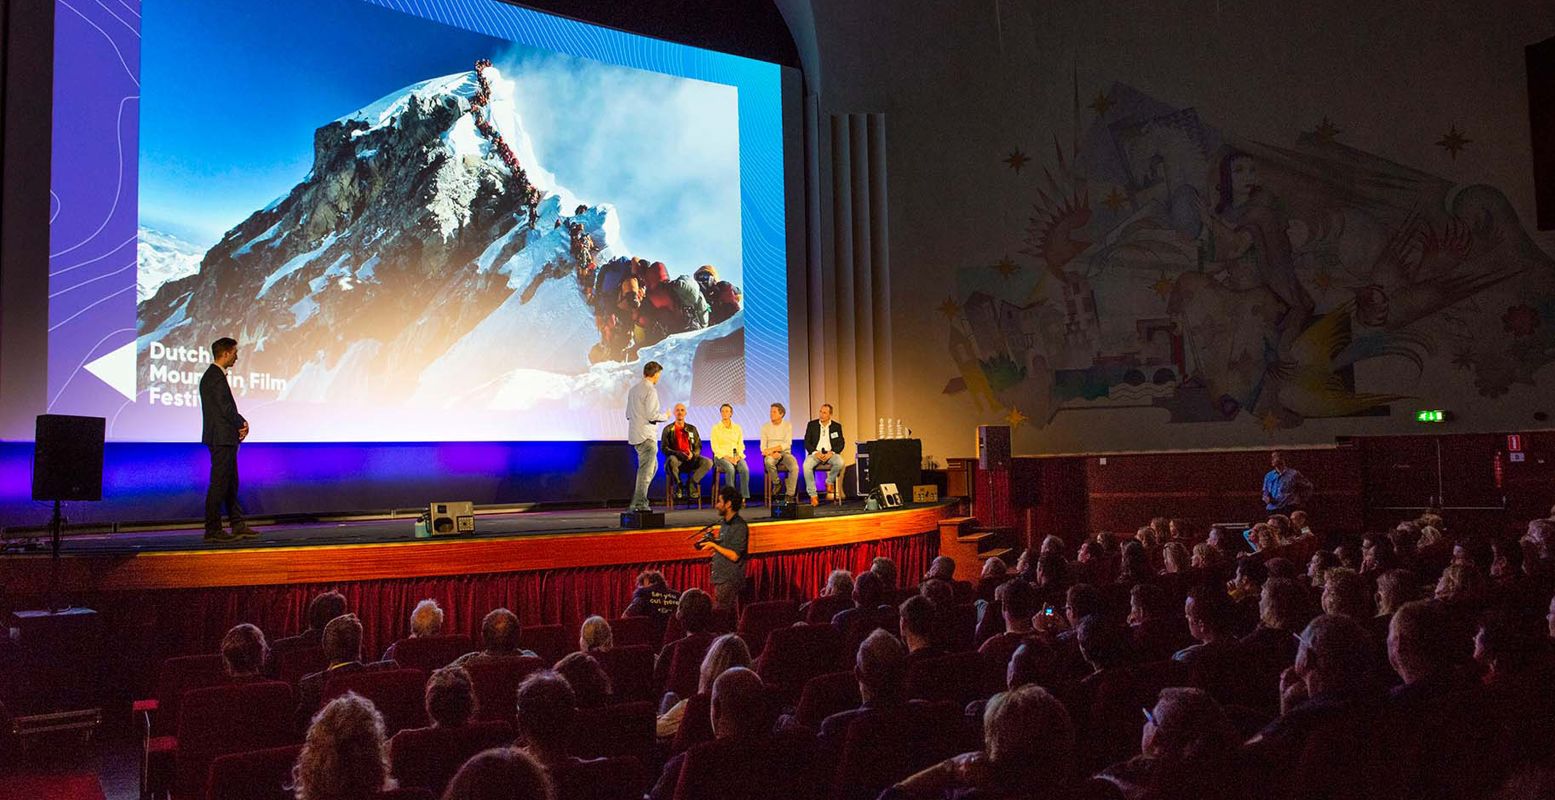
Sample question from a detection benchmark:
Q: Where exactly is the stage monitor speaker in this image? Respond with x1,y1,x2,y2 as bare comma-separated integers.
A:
428,501,475,535
977,425,1011,470
857,440,923,495
33,415,105,502
1531,36,1555,230
620,510,666,529
771,502,815,520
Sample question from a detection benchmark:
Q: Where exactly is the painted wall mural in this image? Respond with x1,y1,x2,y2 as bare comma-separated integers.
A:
942,82,1555,435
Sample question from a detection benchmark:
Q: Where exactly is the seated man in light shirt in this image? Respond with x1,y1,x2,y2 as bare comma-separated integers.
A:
803,403,847,506
760,403,799,500
709,403,750,501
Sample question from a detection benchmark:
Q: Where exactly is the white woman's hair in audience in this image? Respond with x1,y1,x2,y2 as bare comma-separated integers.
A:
579,615,613,652
698,633,752,695
410,598,444,637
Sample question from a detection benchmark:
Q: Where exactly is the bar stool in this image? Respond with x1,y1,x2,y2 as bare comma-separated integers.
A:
763,464,794,507
810,460,848,505
664,463,705,509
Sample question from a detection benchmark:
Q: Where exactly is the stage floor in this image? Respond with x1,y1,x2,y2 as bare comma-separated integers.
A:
23,499,913,556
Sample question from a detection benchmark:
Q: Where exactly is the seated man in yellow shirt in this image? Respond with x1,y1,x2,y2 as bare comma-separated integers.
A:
709,403,750,501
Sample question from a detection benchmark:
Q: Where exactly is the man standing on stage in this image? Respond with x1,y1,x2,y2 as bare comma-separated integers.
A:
803,403,847,505
1262,449,1314,516
697,486,749,609
760,403,798,500
201,337,255,542
626,361,669,512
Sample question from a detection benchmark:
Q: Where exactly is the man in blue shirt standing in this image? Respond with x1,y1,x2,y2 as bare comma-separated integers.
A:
697,486,750,609
1262,450,1314,515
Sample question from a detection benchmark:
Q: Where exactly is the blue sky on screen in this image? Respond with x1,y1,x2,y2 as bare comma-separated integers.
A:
138,0,740,280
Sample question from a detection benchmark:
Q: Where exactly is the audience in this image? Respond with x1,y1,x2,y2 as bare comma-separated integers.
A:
293,693,393,800
514,670,581,773
1130,583,1193,663
452,608,537,667
923,555,957,584
1321,567,1374,621
801,568,856,623
653,588,717,698
978,578,1038,668
648,666,781,800
1097,687,1240,800
382,598,445,663
578,615,612,654
440,747,554,800
297,614,393,727
220,622,268,679
899,595,945,662
872,555,901,594
656,631,750,738
884,684,1075,799
420,665,477,728
552,651,612,708
623,570,680,639
817,628,911,749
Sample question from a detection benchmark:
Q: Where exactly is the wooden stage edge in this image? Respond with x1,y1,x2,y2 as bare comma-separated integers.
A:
2,503,958,594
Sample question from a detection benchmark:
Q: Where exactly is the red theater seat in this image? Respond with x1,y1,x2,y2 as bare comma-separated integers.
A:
173,681,296,800
388,720,515,796
660,634,716,702
792,671,862,732
551,756,647,800
140,654,230,737
609,615,659,650
904,651,985,706
274,646,327,687
669,692,713,755
756,624,842,700
387,635,474,673
802,595,853,626
204,744,302,800
597,645,655,703
673,730,819,800
737,600,799,656
463,657,546,723
571,701,655,762
323,668,428,736
519,624,569,665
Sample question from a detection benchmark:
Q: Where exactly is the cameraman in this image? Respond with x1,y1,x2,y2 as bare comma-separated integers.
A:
697,486,750,609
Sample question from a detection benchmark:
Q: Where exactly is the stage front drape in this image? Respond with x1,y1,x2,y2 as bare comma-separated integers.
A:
94,529,938,699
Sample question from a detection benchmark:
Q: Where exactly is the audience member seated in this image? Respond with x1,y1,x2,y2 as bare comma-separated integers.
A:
979,578,1039,675
1174,586,1258,709
1476,608,1555,767
976,557,1009,605
221,622,269,680
882,684,1076,800
453,609,538,669
1117,541,1154,588
424,665,477,728
1097,687,1241,800
1371,568,1417,645
1225,559,1267,637
1078,540,1114,585
648,667,803,800
440,747,555,800
578,616,612,655
1386,599,1477,707
1263,557,1299,582
1306,550,1338,590
899,595,947,665
817,629,914,750
1129,584,1193,664
872,556,902,597
553,652,613,709
382,598,444,663
801,569,856,625
514,670,596,784
1063,614,1139,743
653,588,716,699
1435,562,1489,627
297,614,394,729
923,556,957,585
387,665,512,795
1320,567,1374,622
294,693,395,800
274,591,348,652
657,632,749,740
1033,553,1072,610
623,570,681,640
1239,578,1307,710
1243,614,1385,798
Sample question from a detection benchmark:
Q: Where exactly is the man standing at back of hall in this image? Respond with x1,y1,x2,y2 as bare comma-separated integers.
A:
626,361,670,512
201,337,256,542
1262,449,1314,516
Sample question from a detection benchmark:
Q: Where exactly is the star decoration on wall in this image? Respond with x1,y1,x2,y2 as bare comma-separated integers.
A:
1089,91,1113,117
1102,187,1128,212
1004,149,1031,173
1005,407,1029,429
1259,411,1282,432
1435,124,1471,159
993,256,1020,279
1151,273,1174,299
1314,269,1334,289
1311,117,1342,143
938,297,962,320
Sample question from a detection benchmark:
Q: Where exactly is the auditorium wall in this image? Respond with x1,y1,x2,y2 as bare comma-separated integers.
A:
782,0,1555,462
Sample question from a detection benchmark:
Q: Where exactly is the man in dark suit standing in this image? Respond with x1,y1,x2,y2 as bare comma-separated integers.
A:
200,337,255,542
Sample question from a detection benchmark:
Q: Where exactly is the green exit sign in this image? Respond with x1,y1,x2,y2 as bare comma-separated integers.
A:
1415,409,1447,423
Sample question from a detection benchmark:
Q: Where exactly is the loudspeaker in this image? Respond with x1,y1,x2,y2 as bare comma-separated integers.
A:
770,502,815,520
1531,36,1555,230
32,415,105,502
620,510,665,529
857,440,923,494
428,501,475,535
977,425,1011,470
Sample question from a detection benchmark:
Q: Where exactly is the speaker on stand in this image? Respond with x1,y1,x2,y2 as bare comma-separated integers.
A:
31,414,105,612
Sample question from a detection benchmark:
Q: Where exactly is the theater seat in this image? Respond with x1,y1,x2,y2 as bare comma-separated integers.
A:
793,672,862,732
323,668,428,736
375,789,434,800
830,703,965,800
173,681,297,800
204,744,303,800
519,624,569,665
736,600,799,656
756,624,842,701
609,616,659,650
386,635,474,673
463,657,546,723
660,634,716,702
552,755,648,800
571,701,655,762
669,693,713,755
674,729,819,800
597,645,655,703
904,651,985,706
274,646,327,686
388,720,515,795
802,595,853,626
140,654,230,737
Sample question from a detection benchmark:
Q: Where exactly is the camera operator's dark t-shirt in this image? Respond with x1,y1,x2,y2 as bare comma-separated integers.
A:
712,515,749,586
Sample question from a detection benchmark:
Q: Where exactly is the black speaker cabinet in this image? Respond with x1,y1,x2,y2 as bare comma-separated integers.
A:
33,414,105,502
857,439,923,495
1531,36,1555,230
978,425,1011,470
